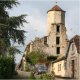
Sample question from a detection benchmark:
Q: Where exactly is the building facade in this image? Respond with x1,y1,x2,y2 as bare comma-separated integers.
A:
24,5,68,57
51,35,80,79
66,35,80,79
20,5,80,79
47,5,68,56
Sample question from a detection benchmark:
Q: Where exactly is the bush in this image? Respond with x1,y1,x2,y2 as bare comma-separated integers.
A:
0,56,15,79
26,51,47,65
47,56,57,61
25,63,30,71
39,73,54,80
29,72,36,79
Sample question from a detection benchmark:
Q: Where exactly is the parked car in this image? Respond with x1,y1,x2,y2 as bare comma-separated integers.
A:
35,64,47,74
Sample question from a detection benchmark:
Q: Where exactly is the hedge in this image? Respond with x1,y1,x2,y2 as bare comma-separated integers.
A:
0,56,15,79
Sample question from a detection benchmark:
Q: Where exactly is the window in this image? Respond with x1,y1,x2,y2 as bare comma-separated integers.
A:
58,64,61,71
57,47,60,54
44,36,47,45
56,25,60,33
56,37,60,44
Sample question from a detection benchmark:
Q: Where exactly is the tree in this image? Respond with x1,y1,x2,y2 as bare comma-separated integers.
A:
0,0,27,55
26,51,47,65
0,56,15,79
7,46,21,56
0,0,27,78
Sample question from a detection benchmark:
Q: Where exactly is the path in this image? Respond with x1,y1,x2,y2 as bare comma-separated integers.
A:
13,70,31,79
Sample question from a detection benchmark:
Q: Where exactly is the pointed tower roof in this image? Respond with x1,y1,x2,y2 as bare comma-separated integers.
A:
47,5,65,13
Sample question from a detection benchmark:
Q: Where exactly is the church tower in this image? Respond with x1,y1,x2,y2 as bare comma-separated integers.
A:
47,5,68,56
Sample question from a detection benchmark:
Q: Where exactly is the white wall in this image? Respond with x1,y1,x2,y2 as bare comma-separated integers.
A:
52,60,66,77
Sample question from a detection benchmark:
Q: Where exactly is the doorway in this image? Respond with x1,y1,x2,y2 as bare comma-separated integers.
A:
71,60,75,78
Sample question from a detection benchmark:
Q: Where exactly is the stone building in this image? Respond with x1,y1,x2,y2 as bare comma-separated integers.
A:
50,35,80,79
47,5,68,56
24,5,68,57
66,35,80,79
20,5,80,79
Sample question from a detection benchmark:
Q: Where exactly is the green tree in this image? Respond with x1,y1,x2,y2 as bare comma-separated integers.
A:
0,0,27,54
0,0,27,78
7,46,21,56
26,51,47,65
0,56,15,79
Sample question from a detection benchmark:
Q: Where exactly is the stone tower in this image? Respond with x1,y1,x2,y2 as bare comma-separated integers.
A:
47,5,68,56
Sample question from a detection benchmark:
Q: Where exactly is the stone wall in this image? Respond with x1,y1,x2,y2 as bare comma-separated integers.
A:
66,42,79,79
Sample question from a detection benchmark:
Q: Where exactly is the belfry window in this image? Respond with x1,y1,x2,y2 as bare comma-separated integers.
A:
56,37,60,45
56,25,60,33
57,47,60,54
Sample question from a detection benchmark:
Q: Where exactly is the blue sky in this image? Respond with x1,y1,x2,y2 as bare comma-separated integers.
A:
8,0,80,63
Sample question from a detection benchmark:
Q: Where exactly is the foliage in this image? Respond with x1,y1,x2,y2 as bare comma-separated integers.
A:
0,0,19,17
26,51,47,65
29,72,36,79
0,56,15,79
7,46,21,56
0,0,27,54
39,73,53,80
0,0,27,79
47,55,57,61
25,63,30,71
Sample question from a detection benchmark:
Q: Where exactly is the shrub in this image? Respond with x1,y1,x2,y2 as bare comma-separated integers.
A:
0,56,15,79
47,56,57,61
39,73,54,80
25,63,30,71
26,51,47,65
29,72,36,79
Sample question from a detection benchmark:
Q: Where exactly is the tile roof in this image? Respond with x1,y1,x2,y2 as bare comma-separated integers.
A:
47,5,65,13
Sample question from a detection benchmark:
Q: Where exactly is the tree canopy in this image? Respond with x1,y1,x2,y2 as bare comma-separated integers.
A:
26,51,47,65
0,0,27,55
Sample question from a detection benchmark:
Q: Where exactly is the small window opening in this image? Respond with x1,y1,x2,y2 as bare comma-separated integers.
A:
44,36,47,45
57,47,60,54
57,25,60,33
56,37,60,45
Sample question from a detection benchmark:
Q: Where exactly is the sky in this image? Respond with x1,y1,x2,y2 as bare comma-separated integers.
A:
8,0,80,63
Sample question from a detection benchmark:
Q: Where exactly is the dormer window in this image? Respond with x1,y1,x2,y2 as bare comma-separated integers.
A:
56,25,60,33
